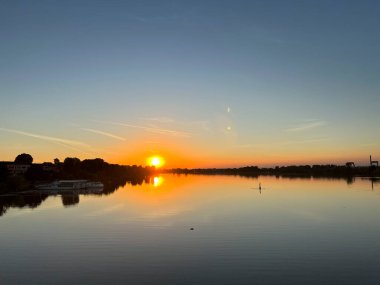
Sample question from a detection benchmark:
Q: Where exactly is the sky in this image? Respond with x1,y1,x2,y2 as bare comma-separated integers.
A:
0,0,379,168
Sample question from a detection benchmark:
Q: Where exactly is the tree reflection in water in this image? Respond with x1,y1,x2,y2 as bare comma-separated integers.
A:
0,175,155,217
61,193,80,207
0,192,49,217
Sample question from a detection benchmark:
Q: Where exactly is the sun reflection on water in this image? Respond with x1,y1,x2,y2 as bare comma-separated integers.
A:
153,176,164,187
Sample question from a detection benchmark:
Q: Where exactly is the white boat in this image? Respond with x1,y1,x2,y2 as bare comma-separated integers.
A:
36,180,103,191
84,181,104,189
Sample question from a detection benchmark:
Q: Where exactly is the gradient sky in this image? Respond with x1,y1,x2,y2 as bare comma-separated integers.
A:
0,0,379,167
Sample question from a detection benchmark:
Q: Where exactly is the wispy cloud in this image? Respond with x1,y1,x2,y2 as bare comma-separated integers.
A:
144,117,212,133
81,128,126,141
233,143,268,149
361,143,377,147
94,120,191,138
187,120,211,132
124,123,191,137
285,120,327,132
281,137,329,145
234,137,329,149
142,117,175,124
0,128,90,148
53,141,93,155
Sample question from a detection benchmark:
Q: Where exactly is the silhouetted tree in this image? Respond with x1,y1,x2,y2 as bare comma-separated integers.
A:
54,158,60,165
14,153,33,164
63,157,81,175
81,158,107,173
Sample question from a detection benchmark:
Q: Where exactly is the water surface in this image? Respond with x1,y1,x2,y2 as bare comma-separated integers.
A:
1,175,379,284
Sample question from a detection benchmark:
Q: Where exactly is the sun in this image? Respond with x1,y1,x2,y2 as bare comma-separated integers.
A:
152,157,160,166
147,156,165,168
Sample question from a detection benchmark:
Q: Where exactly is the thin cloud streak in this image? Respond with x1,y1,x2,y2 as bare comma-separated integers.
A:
81,128,126,141
234,137,329,149
53,141,93,155
280,137,329,145
233,143,268,148
285,121,327,132
122,123,191,137
0,128,90,148
94,120,191,137
142,117,175,124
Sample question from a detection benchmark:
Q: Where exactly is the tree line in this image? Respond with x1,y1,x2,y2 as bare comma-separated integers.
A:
0,154,158,194
168,164,380,178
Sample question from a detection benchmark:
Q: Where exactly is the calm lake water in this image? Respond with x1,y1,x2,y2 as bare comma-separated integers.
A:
1,175,380,285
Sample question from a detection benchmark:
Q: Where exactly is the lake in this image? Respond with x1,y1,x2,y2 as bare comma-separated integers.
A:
1,174,379,284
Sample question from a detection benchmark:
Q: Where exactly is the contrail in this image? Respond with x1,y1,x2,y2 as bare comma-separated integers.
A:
53,141,93,155
280,137,329,145
285,121,327,132
0,127,90,148
81,128,126,141
93,120,191,137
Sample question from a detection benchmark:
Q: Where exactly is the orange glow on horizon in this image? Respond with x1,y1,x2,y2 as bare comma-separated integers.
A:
103,134,380,169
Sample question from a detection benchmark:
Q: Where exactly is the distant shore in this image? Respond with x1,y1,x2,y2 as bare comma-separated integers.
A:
167,165,380,179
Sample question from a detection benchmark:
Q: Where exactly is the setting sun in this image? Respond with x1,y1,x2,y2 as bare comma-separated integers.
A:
147,156,165,168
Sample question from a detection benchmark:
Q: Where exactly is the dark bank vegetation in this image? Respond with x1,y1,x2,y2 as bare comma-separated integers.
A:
0,154,157,195
169,164,380,179
55,157,157,194
0,154,159,216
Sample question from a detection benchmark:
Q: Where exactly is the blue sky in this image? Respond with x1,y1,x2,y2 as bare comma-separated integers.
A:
0,0,379,166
